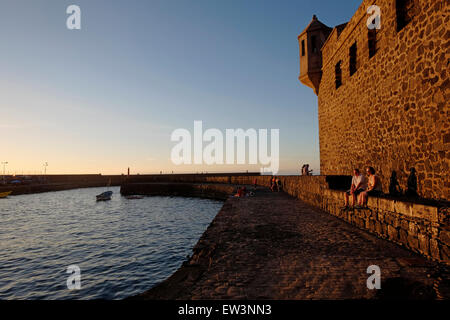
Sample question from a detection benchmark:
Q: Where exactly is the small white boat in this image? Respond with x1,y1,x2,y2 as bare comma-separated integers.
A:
96,191,113,201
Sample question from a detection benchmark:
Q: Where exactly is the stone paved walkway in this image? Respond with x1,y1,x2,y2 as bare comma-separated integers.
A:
137,188,449,299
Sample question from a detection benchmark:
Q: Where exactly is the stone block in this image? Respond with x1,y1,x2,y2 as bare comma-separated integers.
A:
323,189,333,198
429,239,441,260
399,229,408,244
329,190,341,200
375,221,382,235
378,198,394,212
388,225,399,241
408,222,419,236
384,214,395,225
392,217,401,228
440,228,450,247
367,197,378,209
394,201,413,217
344,210,351,220
418,233,430,256
407,234,419,250
367,219,376,231
357,217,365,228
430,224,440,238
381,223,388,236
441,244,449,262
400,219,409,231
411,204,439,222
357,209,365,218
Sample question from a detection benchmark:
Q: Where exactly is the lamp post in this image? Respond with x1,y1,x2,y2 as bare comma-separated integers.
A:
43,162,48,182
1,161,8,185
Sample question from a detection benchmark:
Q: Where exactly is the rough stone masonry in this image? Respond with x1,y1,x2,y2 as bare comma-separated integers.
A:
298,0,449,200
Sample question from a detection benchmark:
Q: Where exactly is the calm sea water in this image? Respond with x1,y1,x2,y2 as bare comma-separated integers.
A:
0,187,223,299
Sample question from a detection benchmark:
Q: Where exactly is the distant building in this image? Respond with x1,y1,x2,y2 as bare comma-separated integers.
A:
298,0,448,200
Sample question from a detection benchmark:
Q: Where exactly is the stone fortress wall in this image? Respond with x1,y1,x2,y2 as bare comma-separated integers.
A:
299,0,449,200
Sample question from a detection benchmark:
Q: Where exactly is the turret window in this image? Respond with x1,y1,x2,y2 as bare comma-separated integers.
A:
368,28,377,58
301,40,305,56
311,36,317,53
335,61,342,89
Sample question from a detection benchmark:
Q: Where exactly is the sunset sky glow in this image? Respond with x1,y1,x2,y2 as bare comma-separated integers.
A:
1,0,362,175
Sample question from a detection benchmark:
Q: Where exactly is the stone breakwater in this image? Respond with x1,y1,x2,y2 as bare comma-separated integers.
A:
120,183,236,201
0,173,256,196
0,174,124,196
122,175,449,264
0,182,119,196
132,187,449,299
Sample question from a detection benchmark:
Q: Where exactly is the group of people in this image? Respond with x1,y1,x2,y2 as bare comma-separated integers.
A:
234,165,414,206
342,166,383,209
235,176,282,197
270,176,282,192
235,185,257,198
235,186,249,198
301,164,313,176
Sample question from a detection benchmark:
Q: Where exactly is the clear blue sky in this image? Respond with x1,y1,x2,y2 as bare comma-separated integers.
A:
0,0,362,175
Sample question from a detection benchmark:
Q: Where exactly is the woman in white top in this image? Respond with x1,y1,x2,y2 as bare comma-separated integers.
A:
358,166,383,208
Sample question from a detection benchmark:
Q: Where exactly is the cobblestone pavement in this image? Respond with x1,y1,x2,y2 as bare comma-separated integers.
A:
137,188,449,300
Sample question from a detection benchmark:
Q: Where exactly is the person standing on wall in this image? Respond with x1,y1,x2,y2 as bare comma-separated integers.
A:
270,176,276,192
305,164,313,175
277,177,282,192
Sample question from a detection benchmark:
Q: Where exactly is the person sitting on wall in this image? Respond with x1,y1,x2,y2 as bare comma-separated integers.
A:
357,166,383,208
341,168,367,209
237,186,249,197
235,187,244,198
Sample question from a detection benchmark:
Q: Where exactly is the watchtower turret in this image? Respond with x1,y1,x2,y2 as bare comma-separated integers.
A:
298,15,332,94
